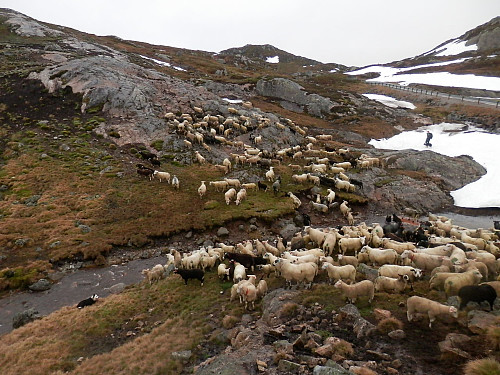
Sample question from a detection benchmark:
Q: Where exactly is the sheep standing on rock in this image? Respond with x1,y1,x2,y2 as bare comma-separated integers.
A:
406,296,458,328
458,284,497,310
334,279,374,304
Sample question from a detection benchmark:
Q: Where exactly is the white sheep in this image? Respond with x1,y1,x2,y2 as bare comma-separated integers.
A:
305,226,327,247
233,263,247,283
225,188,237,205
326,189,336,205
209,180,229,192
241,182,257,191
307,174,321,186
340,200,351,217
382,238,416,254
429,271,459,290
338,254,359,268
274,258,317,289
292,173,309,184
262,240,279,256
171,175,180,189
400,250,449,272
256,279,268,298
153,170,171,183
322,232,338,256
406,296,458,328
338,236,366,255
335,178,351,192
198,181,207,199
194,151,206,165
444,269,483,296
235,188,247,205
359,245,398,266
374,275,409,293
334,280,374,304
286,192,302,209
321,263,356,284
224,178,241,188
378,265,422,283
141,264,166,285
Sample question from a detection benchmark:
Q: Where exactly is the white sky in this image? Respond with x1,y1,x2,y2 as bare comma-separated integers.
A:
1,0,499,67
369,123,500,208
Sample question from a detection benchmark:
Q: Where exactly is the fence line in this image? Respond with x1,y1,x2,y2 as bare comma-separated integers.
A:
367,82,500,109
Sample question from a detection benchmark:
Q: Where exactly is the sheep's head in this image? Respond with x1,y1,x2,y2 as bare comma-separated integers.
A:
333,280,343,288
449,306,458,318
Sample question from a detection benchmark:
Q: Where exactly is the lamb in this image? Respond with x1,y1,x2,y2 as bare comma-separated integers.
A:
142,264,166,285
173,268,205,286
153,170,171,183
321,263,356,284
458,284,497,310
346,211,355,226
225,188,237,205
359,245,398,266
406,296,458,328
338,236,366,255
334,280,374,304
77,294,99,309
338,254,359,268
274,258,317,289
235,188,247,205
217,263,230,281
286,192,302,209
171,175,180,189
444,269,483,296
265,166,275,182
374,275,409,293
198,181,207,198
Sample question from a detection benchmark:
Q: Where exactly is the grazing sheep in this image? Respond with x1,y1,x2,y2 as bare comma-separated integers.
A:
241,182,257,191
374,275,409,294
225,188,237,205
406,296,458,328
224,178,241,189
458,284,497,310
235,188,247,205
173,268,204,286
198,181,207,198
77,294,99,309
334,280,374,304
321,263,356,284
137,167,154,180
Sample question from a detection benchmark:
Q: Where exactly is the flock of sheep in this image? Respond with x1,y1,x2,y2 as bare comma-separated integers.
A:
134,103,499,330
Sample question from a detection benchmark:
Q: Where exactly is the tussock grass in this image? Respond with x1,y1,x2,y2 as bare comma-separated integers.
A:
464,358,500,375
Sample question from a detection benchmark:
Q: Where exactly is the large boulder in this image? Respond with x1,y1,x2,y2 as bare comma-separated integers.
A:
12,308,42,329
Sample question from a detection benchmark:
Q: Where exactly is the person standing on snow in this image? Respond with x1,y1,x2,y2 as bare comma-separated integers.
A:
424,131,433,146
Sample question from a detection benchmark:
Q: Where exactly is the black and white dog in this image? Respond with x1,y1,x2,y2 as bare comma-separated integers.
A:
77,294,99,309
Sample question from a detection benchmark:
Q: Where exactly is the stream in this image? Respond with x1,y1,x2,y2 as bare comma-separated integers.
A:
0,255,165,336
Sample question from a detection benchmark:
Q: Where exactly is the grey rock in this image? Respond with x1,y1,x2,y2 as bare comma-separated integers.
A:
12,308,42,329
217,227,229,237
353,317,375,338
280,222,301,240
467,310,498,334
78,225,92,233
49,241,61,249
24,195,41,206
388,329,406,340
202,239,214,248
171,350,192,363
249,224,258,232
14,238,30,247
313,364,354,375
185,231,193,239
29,278,51,292
278,359,304,373
106,283,126,294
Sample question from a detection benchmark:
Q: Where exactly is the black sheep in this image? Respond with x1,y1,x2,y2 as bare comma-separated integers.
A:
458,284,497,310
224,252,255,270
173,268,204,286
77,294,99,309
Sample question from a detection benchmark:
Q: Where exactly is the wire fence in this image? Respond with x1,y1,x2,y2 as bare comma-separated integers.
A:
367,82,500,109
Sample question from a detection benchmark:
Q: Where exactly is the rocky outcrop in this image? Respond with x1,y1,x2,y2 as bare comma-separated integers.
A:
256,78,336,117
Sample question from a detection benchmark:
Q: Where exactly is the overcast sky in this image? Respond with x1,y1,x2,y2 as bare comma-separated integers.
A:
2,0,499,67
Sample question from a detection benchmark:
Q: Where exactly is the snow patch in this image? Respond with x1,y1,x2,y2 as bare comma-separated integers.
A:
434,39,478,57
266,56,280,64
363,94,415,109
369,123,500,208
139,54,187,71
222,98,243,104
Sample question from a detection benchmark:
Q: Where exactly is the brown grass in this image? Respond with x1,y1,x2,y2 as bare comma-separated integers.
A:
464,358,500,375
377,317,404,335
